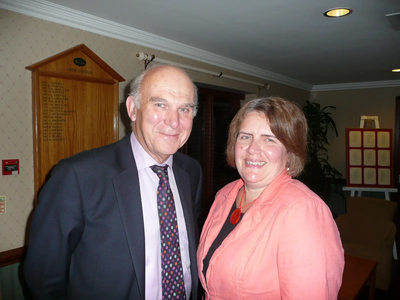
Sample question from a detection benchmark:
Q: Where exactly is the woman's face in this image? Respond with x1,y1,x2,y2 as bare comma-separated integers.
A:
235,111,288,189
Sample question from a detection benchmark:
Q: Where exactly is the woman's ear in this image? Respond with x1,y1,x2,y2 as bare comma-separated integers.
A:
126,96,137,122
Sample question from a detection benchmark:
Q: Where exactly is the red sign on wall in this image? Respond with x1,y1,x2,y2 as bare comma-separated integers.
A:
2,159,19,175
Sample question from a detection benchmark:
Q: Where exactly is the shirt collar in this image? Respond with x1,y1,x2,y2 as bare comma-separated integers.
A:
130,132,174,171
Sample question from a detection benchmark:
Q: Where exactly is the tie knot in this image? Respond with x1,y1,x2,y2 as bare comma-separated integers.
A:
150,164,169,180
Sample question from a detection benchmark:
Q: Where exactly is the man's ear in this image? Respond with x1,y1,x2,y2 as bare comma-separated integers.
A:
126,96,137,122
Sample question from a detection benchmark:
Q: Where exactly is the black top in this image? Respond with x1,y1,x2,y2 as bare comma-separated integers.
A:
202,199,244,281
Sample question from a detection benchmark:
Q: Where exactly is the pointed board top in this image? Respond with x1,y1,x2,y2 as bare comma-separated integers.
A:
26,44,125,82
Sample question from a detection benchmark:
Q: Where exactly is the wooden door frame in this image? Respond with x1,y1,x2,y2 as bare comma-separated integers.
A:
393,96,400,254
394,96,400,202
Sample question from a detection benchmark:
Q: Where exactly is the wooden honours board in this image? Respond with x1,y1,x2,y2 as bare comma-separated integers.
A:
27,44,125,205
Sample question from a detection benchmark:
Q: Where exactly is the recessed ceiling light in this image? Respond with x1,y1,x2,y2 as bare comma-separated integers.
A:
392,69,400,73
324,8,353,18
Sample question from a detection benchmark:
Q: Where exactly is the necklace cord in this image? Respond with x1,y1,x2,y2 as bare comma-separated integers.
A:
238,186,257,210
230,186,258,225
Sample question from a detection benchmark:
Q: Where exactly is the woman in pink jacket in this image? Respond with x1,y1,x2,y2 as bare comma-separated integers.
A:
197,97,344,300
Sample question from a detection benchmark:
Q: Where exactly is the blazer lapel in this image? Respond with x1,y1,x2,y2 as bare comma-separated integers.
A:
174,165,195,231
112,135,146,299
173,163,198,299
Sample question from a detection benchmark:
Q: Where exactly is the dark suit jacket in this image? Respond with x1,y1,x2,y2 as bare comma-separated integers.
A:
23,134,203,300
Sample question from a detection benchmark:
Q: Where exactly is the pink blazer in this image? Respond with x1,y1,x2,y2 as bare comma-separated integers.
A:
197,171,344,300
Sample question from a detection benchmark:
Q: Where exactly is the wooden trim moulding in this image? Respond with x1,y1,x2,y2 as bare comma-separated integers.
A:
0,246,28,268
36,70,117,85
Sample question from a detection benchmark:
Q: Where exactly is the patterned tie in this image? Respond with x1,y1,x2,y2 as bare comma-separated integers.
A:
150,165,187,300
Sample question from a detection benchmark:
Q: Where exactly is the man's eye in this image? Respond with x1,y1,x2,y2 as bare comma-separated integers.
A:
180,107,193,113
155,103,165,108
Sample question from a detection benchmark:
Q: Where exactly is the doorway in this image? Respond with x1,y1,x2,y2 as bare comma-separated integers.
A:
182,86,244,228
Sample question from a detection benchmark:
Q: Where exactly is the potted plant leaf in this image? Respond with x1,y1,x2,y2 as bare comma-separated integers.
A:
299,100,343,201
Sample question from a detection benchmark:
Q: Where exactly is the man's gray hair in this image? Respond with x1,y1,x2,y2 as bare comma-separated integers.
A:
128,64,198,117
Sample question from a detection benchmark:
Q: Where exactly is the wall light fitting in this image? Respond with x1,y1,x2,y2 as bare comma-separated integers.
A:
136,52,270,90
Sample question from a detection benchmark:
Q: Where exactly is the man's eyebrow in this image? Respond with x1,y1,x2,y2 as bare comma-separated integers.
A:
149,97,166,102
183,103,195,108
148,97,194,108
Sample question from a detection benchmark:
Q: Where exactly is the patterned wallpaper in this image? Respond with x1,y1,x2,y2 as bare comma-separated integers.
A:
2,8,299,252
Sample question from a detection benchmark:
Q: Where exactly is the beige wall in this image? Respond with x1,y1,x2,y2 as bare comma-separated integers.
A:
0,9,307,252
312,88,400,177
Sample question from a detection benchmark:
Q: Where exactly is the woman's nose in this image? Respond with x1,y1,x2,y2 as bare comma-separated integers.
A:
247,140,261,154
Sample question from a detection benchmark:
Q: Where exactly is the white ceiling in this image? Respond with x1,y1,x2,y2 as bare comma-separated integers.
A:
3,0,400,90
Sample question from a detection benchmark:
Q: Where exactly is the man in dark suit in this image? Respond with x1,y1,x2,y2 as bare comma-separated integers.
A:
23,65,203,300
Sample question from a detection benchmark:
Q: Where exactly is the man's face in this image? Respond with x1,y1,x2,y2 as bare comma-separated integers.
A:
127,66,196,163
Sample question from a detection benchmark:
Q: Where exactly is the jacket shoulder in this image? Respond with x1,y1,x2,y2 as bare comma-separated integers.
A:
56,135,132,175
215,180,241,199
174,151,201,171
276,178,324,207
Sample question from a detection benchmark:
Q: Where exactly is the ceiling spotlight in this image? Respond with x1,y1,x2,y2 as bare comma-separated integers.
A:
324,8,352,18
392,69,400,73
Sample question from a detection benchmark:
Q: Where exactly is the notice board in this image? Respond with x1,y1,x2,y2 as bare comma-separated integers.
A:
27,44,125,205
346,128,393,187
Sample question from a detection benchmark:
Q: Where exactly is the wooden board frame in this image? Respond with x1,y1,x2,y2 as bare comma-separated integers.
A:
27,44,124,205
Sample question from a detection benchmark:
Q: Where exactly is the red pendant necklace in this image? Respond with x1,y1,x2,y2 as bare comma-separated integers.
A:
230,186,258,225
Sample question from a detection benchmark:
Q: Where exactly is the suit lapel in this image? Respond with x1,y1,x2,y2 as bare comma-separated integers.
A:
112,135,146,299
173,162,198,300
174,164,195,232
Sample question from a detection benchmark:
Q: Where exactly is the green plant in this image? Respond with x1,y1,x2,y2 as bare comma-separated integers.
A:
299,101,343,200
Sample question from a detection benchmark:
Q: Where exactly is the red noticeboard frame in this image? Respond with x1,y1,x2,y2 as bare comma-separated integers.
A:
346,128,393,188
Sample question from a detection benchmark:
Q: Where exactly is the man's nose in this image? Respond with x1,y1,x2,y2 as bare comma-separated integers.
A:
165,110,179,128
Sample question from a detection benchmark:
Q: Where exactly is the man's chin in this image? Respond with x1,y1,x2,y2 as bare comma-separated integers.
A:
157,145,181,157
